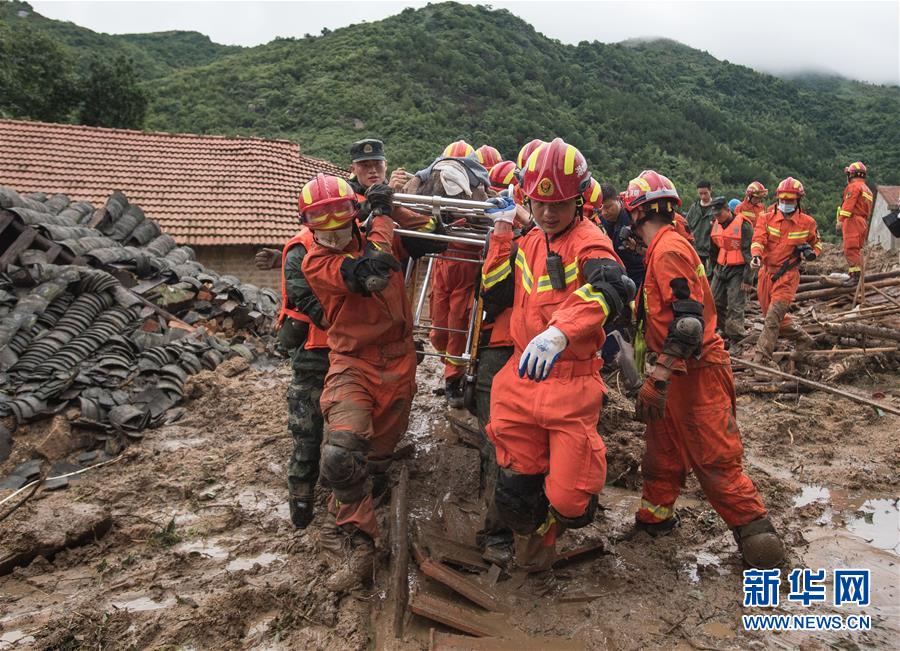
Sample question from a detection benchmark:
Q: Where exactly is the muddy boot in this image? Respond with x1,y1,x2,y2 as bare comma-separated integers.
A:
445,376,465,409
513,532,556,573
782,321,815,351
753,302,787,365
318,515,375,593
734,517,785,569
631,512,680,538
477,502,514,566
288,482,315,530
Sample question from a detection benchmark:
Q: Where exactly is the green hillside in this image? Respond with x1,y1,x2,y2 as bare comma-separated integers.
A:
2,0,898,234
0,1,240,77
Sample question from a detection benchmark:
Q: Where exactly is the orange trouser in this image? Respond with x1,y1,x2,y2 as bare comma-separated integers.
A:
430,255,479,379
486,355,607,523
637,363,767,528
319,347,417,537
842,216,867,272
757,265,800,328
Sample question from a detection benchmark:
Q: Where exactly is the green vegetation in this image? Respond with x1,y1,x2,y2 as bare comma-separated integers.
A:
2,0,898,234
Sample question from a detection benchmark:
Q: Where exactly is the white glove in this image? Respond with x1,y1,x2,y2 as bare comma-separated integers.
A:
518,326,568,381
486,196,516,225
750,255,761,269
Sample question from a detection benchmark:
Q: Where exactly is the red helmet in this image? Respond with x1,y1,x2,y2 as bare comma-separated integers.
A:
745,181,768,198
622,170,681,213
475,145,502,170
844,161,866,177
520,138,591,203
583,177,603,205
443,140,475,158
516,139,545,169
775,177,805,199
488,160,518,191
298,174,359,231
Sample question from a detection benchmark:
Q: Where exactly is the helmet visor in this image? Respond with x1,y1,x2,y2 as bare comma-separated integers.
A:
304,199,357,230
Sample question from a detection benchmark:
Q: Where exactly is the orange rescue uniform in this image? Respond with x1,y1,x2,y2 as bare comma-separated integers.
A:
279,228,329,349
837,178,873,273
481,219,622,532
303,216,417,538
637,225,767,527
430,243,481,379
751,208,822,327
734,199,764,226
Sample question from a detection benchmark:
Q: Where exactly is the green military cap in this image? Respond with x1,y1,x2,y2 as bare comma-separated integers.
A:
709,195,728,210
350,139,386,162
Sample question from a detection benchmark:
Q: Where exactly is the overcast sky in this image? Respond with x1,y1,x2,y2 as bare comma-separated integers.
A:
30,0,900,85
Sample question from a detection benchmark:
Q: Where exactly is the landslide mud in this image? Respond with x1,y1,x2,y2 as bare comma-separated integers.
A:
1,354,897,650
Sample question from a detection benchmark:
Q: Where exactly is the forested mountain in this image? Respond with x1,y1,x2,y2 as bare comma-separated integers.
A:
2,0,898,232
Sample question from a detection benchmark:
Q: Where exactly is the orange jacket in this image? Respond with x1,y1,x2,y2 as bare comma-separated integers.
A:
278,228,329,349
751,208,822,268
837,178,873,224
641,225,727,366
302,215,412,356
735,199,764,226
711,216,749,266
481,218,623,361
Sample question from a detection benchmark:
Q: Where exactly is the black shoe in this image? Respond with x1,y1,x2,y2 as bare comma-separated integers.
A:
289,492,314,529
445,377,465,409
633,513,679,538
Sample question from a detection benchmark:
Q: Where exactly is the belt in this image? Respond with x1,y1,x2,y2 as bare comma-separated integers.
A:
356,339,413,363
515,354,603,379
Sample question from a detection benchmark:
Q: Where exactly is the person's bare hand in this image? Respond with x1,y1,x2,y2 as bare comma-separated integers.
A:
389,168,412,191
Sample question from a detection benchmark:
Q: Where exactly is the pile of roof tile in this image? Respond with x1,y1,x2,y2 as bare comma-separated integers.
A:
0,185,277,457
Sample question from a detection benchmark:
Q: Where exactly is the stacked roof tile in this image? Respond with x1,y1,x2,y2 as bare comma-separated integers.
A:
0,119,347,246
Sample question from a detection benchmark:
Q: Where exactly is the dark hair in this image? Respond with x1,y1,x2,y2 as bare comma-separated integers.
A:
696,179,711,189
600,183,617,201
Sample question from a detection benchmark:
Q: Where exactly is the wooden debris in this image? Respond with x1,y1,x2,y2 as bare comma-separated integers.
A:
732,358,900,416
390,465,410,638
430,630,585,651
410,591,510,637
417,522,490,573
552,540,608,568
794,277,900,302
735,381,810,395
412,541,508,612
820,322,900,343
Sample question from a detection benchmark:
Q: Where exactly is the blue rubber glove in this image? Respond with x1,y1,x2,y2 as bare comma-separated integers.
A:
486,196,517,225
518,326,567,381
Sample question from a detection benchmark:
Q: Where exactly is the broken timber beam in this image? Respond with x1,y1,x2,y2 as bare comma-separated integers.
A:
820,322,900,343
410,591,510,638
794,278,900,302
390,465,410,638
732,358,900,416
412,541,508,612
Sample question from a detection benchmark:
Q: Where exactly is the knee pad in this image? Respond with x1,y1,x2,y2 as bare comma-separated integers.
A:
493,468,548,535
550,494,598,530
320,430,372,503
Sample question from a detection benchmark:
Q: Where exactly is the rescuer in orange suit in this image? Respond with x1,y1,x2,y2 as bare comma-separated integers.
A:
836,161,873,283
735,181,768,226
750,177,821,365
300,173,444,592
425,139,487,406
480,138,635,571
625,170,784,569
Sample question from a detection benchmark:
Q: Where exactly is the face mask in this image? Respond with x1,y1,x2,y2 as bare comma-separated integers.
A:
778,202,796,215
314,226,353,251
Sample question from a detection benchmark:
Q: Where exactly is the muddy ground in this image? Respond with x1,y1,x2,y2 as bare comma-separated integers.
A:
1,349,898,650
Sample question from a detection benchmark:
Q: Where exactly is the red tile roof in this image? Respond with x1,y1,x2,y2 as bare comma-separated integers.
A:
876,186,900,209
0,119,347,246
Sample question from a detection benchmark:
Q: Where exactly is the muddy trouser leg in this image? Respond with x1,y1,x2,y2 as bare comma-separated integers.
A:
710,268,728,330
724,268,747,338
475,346,514,549
287,346,329,491
669,365,767,527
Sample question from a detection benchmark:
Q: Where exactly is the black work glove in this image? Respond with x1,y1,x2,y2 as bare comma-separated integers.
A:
341,242,402,295
797,243,816,261
365,183,394,217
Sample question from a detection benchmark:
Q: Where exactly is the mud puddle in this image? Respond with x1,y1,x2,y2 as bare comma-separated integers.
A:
795,485,899,554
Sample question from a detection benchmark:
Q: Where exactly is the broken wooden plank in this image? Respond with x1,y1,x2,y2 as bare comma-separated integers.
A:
430,630,585,651
410,591,510,638
390,465,410,639
413,541,507,612
552,540,607,568
417,521,490,572
820,322,900,343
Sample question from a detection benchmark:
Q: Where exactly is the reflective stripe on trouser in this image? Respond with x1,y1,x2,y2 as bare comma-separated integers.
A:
429,256,479,379
842,216,867,271
486,356,607,529
287,346,329,487
757,265,800,329
319,350,417,538
637,363,767,528
711,265,747,338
